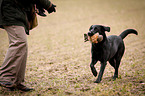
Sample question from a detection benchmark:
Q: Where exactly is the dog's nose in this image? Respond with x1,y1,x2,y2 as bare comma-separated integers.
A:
88,31,93,36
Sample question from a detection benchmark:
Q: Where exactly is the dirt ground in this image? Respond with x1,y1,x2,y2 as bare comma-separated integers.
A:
0,0,145,95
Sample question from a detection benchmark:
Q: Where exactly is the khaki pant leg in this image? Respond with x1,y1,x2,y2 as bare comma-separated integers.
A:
0,25,28,85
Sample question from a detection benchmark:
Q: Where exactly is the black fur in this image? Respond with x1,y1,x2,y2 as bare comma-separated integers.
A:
88,25,138,83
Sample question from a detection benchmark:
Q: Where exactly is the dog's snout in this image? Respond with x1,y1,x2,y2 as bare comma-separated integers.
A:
88,31,93,36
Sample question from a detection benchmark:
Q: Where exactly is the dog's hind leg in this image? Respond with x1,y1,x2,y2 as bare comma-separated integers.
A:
109,58,116,69
90,59,98,77
113,48,124,79
113,59,121,79
109,58,119,79
94,62,107,83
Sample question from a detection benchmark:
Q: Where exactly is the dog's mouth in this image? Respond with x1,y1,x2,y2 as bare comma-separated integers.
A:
84,33,103,43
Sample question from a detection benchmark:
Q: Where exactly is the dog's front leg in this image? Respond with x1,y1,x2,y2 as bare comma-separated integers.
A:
94,62,107,83
90,59,98,77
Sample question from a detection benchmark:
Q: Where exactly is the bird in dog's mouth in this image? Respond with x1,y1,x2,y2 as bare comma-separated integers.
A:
84,33,103,43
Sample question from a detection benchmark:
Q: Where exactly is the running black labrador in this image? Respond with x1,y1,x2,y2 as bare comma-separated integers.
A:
84,25,138,83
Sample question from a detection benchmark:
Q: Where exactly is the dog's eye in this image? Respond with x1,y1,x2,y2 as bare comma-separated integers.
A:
95,27,99,31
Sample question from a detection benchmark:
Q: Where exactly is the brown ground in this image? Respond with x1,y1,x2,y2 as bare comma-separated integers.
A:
0,0,145,95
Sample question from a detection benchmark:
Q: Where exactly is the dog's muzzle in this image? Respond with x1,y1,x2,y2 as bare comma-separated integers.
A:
84,33,103,43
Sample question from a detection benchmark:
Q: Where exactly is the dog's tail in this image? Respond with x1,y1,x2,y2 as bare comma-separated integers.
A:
119,29,138,39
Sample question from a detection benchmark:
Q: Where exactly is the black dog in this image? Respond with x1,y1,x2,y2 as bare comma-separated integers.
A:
84,25,138,83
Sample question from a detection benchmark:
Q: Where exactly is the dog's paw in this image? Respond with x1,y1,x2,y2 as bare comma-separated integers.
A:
94,80,101,83
112,75,118,80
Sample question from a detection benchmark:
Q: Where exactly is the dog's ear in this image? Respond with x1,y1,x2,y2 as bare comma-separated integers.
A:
89,25,93,31
104,26,110,32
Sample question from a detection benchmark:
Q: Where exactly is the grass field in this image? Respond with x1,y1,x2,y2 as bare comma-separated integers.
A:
0,0,145,95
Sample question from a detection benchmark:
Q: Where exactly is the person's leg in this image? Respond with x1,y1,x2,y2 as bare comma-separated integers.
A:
0,25,27,87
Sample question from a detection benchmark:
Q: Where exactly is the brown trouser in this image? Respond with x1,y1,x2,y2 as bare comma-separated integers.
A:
0,26,28,86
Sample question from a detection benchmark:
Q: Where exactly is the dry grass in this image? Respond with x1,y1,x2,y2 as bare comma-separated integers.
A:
0,0,145,95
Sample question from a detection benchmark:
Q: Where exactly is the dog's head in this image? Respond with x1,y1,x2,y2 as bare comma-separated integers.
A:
84,25,110,43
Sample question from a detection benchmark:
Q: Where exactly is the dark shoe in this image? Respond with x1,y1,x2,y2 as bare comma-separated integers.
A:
16,84,34,92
